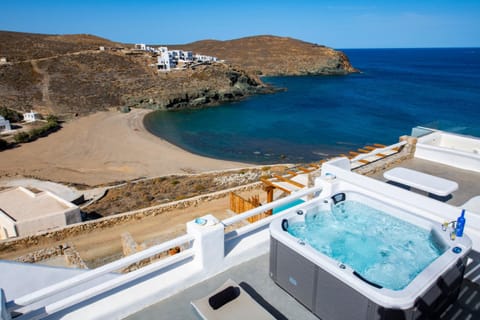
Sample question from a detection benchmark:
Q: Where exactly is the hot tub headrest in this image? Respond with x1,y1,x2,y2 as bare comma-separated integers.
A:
281,219,289,231
331,193,346,205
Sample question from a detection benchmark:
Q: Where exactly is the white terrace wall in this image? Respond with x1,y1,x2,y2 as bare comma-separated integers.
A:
0,288,10,320
15,209,76,238
0,211,17,240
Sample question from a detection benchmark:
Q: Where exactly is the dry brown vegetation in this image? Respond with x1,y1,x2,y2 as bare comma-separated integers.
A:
0,31,123,62
82,167,291,217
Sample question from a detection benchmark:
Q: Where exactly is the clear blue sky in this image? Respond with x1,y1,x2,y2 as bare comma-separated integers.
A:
1,0,479,48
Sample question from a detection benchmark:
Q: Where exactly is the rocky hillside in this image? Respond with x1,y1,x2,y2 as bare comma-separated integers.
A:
0,31,268,116
170,35,357,76
0,32,356,117
0,31,124,62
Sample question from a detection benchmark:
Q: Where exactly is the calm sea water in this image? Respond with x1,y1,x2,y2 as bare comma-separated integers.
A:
144,48,480,164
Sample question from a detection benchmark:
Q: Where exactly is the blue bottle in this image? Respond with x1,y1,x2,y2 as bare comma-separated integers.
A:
456,209,466,237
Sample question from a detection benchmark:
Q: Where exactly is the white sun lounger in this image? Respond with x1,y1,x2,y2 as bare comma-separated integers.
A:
191,279,275,320
383,167,459,197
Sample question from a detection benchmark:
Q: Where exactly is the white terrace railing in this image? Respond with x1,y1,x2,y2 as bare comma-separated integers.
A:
5,234,195,320
1,290,8,320
223,185,323,242
2,185,324,320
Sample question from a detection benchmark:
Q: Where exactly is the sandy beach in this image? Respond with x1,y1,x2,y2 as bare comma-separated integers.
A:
0,109,251,186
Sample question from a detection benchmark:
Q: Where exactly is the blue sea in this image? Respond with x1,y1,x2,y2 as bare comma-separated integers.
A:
144,48,480,164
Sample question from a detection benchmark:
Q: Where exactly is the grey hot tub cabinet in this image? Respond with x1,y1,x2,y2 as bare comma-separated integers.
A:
269,237,466,320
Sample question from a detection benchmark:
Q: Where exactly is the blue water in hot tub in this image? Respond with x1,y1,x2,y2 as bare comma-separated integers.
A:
287,200,446,290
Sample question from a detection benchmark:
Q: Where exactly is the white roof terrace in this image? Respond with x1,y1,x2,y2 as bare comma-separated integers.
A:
0,187,72,222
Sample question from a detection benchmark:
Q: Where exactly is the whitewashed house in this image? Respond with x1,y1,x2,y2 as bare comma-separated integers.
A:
155,47,218,72
0,116,11,133
134,43,146,51
194,54,218,62
169,50,180,63
179,50,193,62
157,47,172,71
23,110,40,122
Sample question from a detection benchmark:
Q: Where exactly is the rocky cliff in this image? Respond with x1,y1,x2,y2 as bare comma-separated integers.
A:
170,35,358,76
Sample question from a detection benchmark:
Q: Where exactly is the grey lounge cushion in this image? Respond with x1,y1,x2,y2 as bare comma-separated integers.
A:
191,279,275,320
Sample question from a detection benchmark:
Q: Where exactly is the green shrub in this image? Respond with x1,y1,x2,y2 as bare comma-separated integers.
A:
46,114,59,124
14,131,30,143
12,115,61,144
0,107,22,122
0,138,10,150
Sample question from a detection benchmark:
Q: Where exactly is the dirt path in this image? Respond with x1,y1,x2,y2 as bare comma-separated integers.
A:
30,60,52,109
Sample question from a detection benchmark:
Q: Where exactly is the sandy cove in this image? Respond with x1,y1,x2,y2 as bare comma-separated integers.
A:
0,109,251,186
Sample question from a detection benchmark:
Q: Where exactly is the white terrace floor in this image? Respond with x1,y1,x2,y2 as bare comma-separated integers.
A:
125,253,317,320
127,158,480,320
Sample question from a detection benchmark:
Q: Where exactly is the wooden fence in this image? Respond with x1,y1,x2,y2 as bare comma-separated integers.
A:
229,192,270,223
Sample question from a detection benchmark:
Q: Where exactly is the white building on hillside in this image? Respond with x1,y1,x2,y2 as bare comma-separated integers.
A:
0,187,81,239
23,110,40,122
194,53,218,62
0,116,11,133
169,49,180,62
155,46,218,71
157,47,172,71
179,50,193,62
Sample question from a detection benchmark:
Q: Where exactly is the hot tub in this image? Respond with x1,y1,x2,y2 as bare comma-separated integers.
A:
269,191,472,320
415,130,480,172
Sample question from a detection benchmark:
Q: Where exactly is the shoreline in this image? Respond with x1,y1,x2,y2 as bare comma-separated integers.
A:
0,109,253,187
